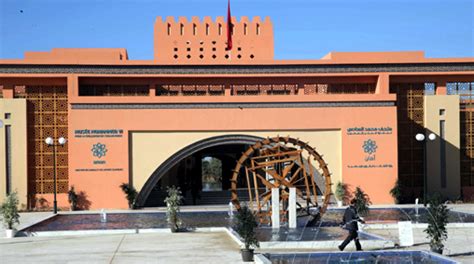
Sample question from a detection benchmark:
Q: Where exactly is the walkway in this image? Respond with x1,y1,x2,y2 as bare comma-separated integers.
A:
0,232,242,263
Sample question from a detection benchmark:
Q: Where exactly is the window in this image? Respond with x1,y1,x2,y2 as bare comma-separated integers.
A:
440,120,446,188
193,24,197,35
244,23,247,35
4,113,11,119
424,82,436,95
206,24,209,35
447,82,474,101
167,23,171,35
218,24,222,35
5,125,11,195
180,23,184,35
201,157,222,191
256,24,260,35
439,109,445,116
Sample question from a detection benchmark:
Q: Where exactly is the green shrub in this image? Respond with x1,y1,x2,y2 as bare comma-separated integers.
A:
234,205,259,250
424,194,449,254
390,179,403,204
335,182,347,203
353,186,371,216
119,183,137,209
164,186,183,232
0,192,20,229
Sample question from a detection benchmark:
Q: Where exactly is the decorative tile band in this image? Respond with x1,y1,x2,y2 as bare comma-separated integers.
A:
71,101,395,110
1,63,474,74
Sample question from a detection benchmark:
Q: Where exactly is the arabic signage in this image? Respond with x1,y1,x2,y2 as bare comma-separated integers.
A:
347,127,392,135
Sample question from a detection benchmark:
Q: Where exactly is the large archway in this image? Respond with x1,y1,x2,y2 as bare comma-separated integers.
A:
135,134,264,207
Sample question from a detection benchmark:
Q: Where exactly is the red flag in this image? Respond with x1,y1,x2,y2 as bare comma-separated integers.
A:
226,0,233,51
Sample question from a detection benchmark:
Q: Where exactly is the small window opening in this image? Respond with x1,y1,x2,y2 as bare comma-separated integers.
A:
256,24,260,35
218,24,222,35
180,23,184,35
167,23,171,35
244,23,247,35
193,24,197,35
206,24,210,35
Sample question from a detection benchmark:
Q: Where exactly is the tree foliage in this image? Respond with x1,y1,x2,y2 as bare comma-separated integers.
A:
119,183,138,209
335,182,347,202
424,194,449,253
234,205,259,250
0,192,20,229
389,179,403,204
164,186,183,232
353,186,371,216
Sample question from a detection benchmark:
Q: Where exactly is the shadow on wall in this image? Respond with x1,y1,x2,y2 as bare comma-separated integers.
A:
28,195,50,211
76,191,92,210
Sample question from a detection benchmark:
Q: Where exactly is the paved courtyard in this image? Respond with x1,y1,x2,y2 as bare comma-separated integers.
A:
1,205,473,263
0,232,242,264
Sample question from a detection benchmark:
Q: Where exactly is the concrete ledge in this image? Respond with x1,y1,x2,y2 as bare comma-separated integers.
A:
364,222,474,230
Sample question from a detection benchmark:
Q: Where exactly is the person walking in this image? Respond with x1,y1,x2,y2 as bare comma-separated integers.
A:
338,198,365,251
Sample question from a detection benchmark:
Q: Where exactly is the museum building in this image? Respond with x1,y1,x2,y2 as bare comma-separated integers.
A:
0,16,473,210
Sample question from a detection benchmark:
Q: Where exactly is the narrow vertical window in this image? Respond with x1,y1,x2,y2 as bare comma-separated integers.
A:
244,23,247,35
440,120,446,188
206,24,209,35
256,24,260,35
5,125,11,195
218,24,222,35
180,23,184,35
193,24,197,35
167,23,171,35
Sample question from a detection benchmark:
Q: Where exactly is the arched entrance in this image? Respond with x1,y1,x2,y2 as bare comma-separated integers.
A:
135,134,264,207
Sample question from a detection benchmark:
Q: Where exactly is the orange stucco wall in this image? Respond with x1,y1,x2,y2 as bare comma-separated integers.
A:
66,88,397,209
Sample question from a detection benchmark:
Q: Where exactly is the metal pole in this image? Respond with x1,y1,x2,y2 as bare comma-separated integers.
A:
53,144,58,214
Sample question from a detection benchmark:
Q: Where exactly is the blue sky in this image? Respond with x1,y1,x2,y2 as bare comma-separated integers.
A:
0,0,473,60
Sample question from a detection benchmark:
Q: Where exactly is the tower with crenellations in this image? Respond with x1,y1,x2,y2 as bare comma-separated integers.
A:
154,16,274,63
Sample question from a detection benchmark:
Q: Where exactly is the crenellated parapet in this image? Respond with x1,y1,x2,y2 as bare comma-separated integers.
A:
154,16,273,63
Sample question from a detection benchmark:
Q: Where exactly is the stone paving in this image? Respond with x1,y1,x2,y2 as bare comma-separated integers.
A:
0,211,52,238
0,232,242,264
1,204,473,263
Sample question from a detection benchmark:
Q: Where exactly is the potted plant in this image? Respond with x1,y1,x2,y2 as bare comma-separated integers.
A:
424,194,449,254
335,181,346,207
234,205,259,262
119,183,138,209
390,179,403,204
68,186,78,211
164,186,183,233
353,186,371,216
0,192,20,238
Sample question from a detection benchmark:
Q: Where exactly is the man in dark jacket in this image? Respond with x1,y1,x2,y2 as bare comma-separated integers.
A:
338,198,365,251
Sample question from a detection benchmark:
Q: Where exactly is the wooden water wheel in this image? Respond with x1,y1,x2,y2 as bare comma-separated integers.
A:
230,136,332,224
